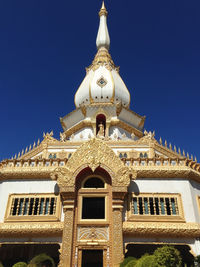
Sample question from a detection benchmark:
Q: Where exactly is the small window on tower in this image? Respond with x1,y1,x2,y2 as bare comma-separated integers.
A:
96,114,106,137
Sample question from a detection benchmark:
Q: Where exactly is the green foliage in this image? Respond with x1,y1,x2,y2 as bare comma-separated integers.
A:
29,253,55,267
153,246,182,267
120,257,136,267
126,258,138,267
12,262,27,267
135,255,156,267
0,262,4,267
195,255,200,264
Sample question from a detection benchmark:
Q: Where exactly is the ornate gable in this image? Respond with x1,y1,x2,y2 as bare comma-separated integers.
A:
52,138,136,188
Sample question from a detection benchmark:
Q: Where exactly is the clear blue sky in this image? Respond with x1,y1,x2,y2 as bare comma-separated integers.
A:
0,0,199,161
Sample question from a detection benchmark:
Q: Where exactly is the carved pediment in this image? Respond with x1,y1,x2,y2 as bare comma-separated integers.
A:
65,138,135,187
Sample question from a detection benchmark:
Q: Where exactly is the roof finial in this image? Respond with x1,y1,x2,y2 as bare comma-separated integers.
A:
96,1,110,50
99,1,108,17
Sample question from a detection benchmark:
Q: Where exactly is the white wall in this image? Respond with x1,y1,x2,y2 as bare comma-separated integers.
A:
0,180,61,222
129,179,197,223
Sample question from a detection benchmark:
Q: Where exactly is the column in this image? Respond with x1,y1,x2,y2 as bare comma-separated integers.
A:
112,193,125,267
58,194,75,267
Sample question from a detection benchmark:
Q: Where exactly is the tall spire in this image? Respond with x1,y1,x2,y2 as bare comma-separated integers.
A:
96,1,110,50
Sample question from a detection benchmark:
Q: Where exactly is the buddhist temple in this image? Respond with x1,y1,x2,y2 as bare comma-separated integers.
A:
0,2,200,267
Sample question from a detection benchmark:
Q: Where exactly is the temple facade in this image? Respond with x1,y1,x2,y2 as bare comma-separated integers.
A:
1,2,200,267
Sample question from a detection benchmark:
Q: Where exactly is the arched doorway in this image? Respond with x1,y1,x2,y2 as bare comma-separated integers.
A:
72,167,112,267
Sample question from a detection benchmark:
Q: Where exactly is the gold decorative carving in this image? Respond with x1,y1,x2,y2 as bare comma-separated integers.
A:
42,131,57,143
116,167,136,186
57,150,68,159
123,222,200,238
66,138,133,187
80,104,87,117
97,76,108,88
77,227,109,241
86,47,118,73
51,167,73,187
0,222,63,237
116,101,122,116
112,209,124,266
59,209,74,267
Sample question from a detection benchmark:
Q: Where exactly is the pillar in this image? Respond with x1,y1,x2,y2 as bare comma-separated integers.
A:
58,193,75,267
112,192,125,267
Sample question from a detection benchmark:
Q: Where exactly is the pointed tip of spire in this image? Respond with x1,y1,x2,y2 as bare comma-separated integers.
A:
99,1,108,17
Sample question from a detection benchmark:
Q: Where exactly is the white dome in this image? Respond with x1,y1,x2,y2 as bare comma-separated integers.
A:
74,48,130,108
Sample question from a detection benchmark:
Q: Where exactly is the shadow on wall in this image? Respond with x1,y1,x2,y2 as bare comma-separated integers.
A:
0,244,60,267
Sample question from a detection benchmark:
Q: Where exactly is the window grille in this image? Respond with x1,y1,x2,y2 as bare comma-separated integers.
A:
5,194,60,222
128,193,185,222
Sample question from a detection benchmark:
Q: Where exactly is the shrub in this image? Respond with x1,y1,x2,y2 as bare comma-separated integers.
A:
153,246,182,267
120,257,136,267
126,258,138,267
29,254,55,267
12,263,27,267
136,255,156,267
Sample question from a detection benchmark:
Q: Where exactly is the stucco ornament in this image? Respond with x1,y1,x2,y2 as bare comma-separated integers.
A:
116,167,137,186
65,138,135,187
51,167,73,187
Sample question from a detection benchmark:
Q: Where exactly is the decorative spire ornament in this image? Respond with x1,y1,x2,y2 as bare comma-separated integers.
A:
96,1,110,50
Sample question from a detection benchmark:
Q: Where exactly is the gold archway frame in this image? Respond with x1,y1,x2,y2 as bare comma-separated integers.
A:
51,138,137,190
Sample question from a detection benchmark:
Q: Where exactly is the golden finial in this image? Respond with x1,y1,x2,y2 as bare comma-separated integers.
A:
195,156,197,162
178,148,181,154
29,144,32,151
191,154,193,161
37,139,40,146
33,142,36,148
169,143,172,150
165,140,167,147
183,150,185,156
99,1,108,17
159,137,162,145
187,152,189,159
14,154,17,159
25,147,28,153
174,145,177,152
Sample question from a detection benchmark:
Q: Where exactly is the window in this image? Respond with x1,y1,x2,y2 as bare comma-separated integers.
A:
139,152,148,158
78,175,108,223
82,197,105,219
49,153,56,159
119,152,128,159
5,194,61,222
128,193,184,222
84,177,104,188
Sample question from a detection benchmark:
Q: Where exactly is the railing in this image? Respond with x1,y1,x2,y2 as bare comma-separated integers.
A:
1,157,200,174
0,158,68,168
122,158,200,172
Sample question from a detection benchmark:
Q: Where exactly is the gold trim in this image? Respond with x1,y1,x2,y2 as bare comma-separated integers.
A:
0,222,63,237
123,221,200,237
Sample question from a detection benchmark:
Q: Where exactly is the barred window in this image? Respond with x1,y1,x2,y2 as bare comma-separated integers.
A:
5,194,61,222
129,194,184,221
132,196,179,216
